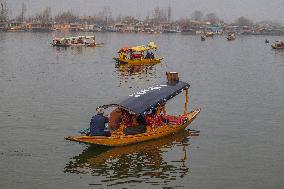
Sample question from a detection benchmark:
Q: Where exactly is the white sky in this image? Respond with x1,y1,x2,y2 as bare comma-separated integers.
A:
6,0,284,23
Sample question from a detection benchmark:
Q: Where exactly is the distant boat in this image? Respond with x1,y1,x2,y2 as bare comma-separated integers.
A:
265,39,269,44
163,29,181,33
30,23,53,32
226,33,236,41
205,32,214,37
113,42,163,65
271,40,284,49
51,35,104,47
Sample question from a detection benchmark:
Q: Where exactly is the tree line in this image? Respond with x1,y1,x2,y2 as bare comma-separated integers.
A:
1,1,282,28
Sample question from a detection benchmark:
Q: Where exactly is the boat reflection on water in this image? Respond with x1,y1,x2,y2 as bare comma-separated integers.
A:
52,46,68,53
64,130,195,187
52,44,98,55
115,64,158,84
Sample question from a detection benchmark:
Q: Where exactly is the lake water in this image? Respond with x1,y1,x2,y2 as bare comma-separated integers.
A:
0,32,284,189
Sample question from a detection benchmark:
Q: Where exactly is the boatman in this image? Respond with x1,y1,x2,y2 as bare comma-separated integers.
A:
90,108,111,137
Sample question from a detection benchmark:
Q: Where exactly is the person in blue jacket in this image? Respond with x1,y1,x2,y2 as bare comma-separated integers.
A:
90,108,111,136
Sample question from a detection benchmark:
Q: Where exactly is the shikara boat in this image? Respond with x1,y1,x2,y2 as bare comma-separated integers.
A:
271,40,284,49
227,33,236,41
51,38,71,47
51,35,104,47
66,72,201,147
69,35,104,47
205,31,214,37
113,42,163,65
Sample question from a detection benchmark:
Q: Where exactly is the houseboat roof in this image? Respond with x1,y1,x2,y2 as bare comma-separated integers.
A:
97,81,190,115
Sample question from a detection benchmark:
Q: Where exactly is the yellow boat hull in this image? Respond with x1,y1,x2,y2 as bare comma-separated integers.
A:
65,108,201,147
113,57,163,65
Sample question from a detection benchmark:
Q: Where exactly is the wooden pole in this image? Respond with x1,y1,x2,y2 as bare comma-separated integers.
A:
183,88,189,115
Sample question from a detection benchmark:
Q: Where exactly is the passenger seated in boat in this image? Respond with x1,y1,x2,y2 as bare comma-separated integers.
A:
145,107,164,130
90,108,111,137
119,52,126,59
156,103,166,115
124,115,147,135
121,109,131,126
108,108,122,131
77,38,84,44
150,52,155,59
145,51,151,59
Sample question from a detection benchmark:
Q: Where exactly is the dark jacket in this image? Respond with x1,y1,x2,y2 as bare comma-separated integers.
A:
90,114,109,136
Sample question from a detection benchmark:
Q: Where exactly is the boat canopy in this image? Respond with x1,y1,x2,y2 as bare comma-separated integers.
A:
58,35,95,41
118,42,158,53
77,35,95,39
97,81,190,115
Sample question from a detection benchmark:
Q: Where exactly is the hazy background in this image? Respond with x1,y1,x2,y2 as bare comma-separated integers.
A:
6,0,284,23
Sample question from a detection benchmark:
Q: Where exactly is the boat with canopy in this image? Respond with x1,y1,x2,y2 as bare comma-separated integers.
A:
226,33,236,41
66,72,201,147
51,35,104,47
271,40,284,49
113,42,163,65
51,37,71,47
205,31,214,37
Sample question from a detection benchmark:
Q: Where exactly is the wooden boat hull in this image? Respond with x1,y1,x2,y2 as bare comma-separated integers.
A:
227,35,236,41
65,108,201,147
52,43,70,47
70,42,104,47
205,33,214,37
227,37,236,41
271,44,284,49
113,57,163,65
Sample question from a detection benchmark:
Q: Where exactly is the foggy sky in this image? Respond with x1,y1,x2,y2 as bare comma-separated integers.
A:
7,0,284,23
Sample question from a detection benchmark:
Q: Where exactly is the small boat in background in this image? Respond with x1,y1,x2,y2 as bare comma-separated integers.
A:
265,39,269,44
226,33,236,41
51,35,104,47
271,40,284,49
205,31,214,37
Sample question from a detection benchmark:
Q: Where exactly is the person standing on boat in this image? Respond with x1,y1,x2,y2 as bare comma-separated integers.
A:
90,108,111,136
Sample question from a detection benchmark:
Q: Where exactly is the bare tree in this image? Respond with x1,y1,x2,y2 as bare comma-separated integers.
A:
167,5,172,22
0,0,9,22
55,11,79,23
21,2,27,22
234,16,253,26
257,20,281,28
152,6,167,23
204,13,219,24
102,6,112,24
16,2,27,22
191,10,203,21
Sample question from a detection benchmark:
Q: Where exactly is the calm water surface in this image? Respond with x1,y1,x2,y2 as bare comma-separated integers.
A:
0,32,284,189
